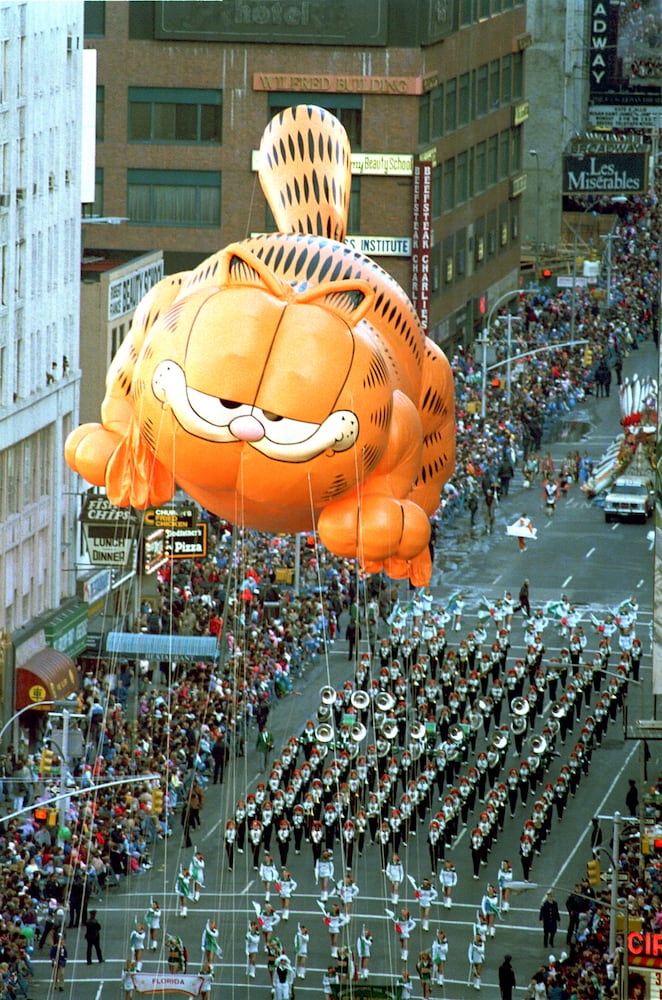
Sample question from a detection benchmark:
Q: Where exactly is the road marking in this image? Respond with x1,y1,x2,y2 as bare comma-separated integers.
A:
611,523,620,530
585,548,595,559
636,579,645,589
562,575,573,587
240,879,254,896
492,575,502,585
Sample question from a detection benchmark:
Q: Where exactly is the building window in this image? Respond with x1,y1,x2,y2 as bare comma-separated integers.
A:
489,60,500,110
487,209,497,255
269,94,362,148
443,235,454,283
513,51,523,98
127,170,221,227
418,94,431,146
499,130,510,179
456,151,469,205
479,0,490,18
487,135,498,186
511,204,520,240
477,65,488,118
459,0,472,26
430,242,441,297
128,88,222,144
96,85,105,141
458,73,470,128
431,84,443,139
84,0,105,37
475,141,486,193
456,228,467,276
501,55,512,105
431,165,442,219
444,78,457,135
443,158,455,213
82,167,103,218
511,126,522,171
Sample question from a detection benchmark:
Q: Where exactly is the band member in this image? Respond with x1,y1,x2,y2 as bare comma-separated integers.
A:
440,859,457,907
432,929,449,986
294,923,309,980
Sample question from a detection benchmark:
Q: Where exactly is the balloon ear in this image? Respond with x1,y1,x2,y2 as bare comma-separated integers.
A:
295,279,375,325
218,243,293,299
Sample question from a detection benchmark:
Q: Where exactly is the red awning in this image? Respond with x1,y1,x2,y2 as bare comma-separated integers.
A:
15,649,80,712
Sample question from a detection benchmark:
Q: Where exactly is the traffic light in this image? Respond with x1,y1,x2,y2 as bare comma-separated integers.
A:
151,788,164,815
539,267,553,280
583,346,593,367
40,748,54,776
587,858,601,886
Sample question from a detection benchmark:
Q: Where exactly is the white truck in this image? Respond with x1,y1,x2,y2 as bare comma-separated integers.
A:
603,474,655,523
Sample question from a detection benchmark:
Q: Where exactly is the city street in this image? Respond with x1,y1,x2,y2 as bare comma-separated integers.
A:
37,341,656,998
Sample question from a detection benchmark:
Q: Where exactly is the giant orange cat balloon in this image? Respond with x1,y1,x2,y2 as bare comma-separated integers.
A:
65,106,455,584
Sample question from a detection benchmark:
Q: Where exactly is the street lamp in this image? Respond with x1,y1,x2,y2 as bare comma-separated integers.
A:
528,149,541,278
480,287,539,418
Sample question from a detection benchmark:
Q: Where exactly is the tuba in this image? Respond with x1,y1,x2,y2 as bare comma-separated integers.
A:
550,701,566,719
351,690,370,712
529,734,547,757
317,704,332,722
381,720,399,741
510,696,530,717
410,722,426,742
350,722,367,743
510,715,527,735
320,686,336,706
315,723,334,744
492,730,508,751
448,724,465,745
376,736,391,757
375,692,395,713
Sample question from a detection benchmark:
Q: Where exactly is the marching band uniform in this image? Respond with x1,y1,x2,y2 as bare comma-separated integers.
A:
432,929,448,984
386,854,404,904
440,859,457,906
414,877,438,930
497,859,513,911
245,920,260,977
294,923,309,979
277,870,297,920
356,926,373,979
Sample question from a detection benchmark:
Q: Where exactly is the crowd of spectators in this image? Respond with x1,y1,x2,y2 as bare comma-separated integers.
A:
0,175,657,997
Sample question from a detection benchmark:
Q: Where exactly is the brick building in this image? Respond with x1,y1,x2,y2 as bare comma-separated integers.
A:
84,0,528,350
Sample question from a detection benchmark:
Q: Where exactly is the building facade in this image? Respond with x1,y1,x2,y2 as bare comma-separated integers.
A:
83,0,527,352
0,2,87,722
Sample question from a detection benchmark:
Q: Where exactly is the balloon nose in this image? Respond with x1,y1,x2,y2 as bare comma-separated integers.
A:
229,414,265,442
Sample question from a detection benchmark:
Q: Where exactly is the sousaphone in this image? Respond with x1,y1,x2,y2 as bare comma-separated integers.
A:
529,734,547,756
320,686,336,706
375,692,395,713
381,720,399,741
350,722,367,743
410,722,426,742
448,724,465,745
510,696,529,717
351,690,370,711
315,723,334,744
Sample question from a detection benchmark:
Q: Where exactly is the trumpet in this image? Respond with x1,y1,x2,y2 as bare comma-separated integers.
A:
320,686,336,706
351,690,370,711
315,723,334,743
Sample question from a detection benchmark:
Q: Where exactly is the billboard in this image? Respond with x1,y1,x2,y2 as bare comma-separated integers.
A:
155,0,388,45
411,162,432,336
562,153,648,194
588,0,662,128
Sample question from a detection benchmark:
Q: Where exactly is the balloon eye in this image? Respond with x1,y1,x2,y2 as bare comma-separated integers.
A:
219,398,241,409
262,411,283,422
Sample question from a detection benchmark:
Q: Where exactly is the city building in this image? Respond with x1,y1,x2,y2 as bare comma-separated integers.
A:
83,0,528,354
0,2,87,725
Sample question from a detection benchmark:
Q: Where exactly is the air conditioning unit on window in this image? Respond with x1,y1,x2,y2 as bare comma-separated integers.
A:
16,188,25,203
0,193,9,208
48,173,56,192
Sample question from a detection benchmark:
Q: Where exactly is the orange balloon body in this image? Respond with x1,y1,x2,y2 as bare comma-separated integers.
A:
65,106,455,584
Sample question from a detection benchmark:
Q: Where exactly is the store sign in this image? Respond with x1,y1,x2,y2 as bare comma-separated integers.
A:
510,174,527,198
512,100,529,125
144,506,197,530
82,569,112,604
142,530,167,575
108,259,164,321
44,602,88,658
562,153,647,194
411,162,432,335
254,73,426,94
164,524,208,559
345,236,412,257
588,0,661,130
28,684,47,703
251,150,413,176
81,495,139,568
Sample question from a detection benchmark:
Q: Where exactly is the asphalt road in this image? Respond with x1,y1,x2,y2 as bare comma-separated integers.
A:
41,340,657,999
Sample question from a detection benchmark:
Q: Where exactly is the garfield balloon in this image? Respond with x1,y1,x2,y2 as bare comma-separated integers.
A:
66,105,455,584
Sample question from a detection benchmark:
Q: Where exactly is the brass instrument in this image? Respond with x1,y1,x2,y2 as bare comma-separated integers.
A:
492,731,508,751
320,686,336,706
375,692,395,713
410,722,426,742
510,696,530,716
448,724,465,745
382,720,399,741
510,715,527,735
350,722,367,743
351,690,370,711
550,701,566,719
315,723,334,743
317,704,332,722
529,734,547,756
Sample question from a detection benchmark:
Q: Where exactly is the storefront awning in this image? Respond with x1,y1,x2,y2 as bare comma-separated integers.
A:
105,633,220,661
15,649,80,712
